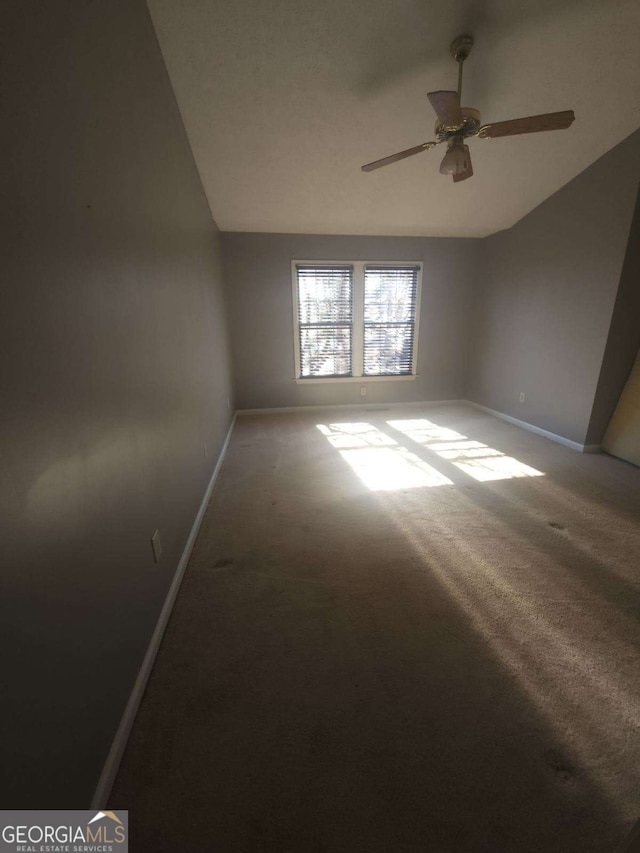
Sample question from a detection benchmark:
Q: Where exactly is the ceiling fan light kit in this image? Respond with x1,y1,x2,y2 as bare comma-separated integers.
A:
361,34,575,182
439,140,470,176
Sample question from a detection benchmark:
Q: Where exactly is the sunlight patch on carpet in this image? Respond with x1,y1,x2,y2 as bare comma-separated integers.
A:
317,422,397,449
317,423,452,490
387,419,544,481
339,446,452,491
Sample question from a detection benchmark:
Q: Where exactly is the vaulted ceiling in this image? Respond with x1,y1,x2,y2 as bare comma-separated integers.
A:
147,0,640,237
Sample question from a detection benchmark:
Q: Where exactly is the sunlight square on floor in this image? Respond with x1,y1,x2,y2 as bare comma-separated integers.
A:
317,423,452,490
387,419,544,482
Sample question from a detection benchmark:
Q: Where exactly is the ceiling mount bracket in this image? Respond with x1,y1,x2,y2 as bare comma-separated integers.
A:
450,34,474,63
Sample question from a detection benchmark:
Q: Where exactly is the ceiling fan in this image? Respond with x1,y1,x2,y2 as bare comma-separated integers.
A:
361,34,575,182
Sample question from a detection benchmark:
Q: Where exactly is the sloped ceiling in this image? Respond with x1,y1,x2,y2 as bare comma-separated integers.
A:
146,0,640,237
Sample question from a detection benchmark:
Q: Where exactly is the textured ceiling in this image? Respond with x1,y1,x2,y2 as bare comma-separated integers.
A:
147,0,640,237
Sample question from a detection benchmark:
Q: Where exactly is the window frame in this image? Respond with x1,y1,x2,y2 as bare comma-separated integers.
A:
292,260,422,383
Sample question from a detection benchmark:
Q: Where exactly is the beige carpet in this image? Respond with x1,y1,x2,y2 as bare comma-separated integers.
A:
110,404,640,852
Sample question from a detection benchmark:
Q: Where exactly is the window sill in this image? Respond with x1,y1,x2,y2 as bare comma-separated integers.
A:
294,375,418,385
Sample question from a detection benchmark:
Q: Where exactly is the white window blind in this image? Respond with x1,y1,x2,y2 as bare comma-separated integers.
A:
363,266,419,376
296,265,353,378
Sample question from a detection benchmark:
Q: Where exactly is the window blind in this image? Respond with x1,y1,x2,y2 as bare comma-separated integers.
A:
363,266,418,376
296,265,353,377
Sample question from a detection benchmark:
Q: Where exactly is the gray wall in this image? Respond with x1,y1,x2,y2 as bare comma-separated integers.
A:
468,131,640,445
1,1,233,805
223,233,480,410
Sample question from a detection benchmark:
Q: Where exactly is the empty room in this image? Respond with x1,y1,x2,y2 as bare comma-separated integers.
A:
3,1,640,851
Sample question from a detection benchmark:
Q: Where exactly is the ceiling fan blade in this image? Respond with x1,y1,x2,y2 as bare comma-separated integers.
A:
478,110,575,139
428,90,463,130
361,141,436,172
452,145,473,182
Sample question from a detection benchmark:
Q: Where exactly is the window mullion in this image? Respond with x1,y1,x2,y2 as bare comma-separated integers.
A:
352,263,364,377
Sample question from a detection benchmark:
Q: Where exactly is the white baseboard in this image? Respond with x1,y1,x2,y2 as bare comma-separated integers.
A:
237,399,465,416
90,413,237,809
467,402,599,453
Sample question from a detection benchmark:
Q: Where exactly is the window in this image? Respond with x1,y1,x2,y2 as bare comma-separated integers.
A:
293,262,421,382
295,265,353,378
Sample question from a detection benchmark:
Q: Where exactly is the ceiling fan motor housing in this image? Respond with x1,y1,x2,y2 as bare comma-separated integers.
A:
435,107,481,141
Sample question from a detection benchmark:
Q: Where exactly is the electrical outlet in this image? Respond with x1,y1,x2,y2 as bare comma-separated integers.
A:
151,530,162,563
519,392,525,403
203,442,208,458
360,387,367,397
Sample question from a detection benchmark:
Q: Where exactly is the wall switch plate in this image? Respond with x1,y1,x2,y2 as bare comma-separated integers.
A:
519,392,525,403
203,442,208,458
360,387,367,396
151,530,162,563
